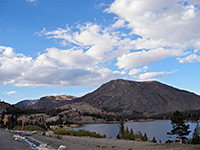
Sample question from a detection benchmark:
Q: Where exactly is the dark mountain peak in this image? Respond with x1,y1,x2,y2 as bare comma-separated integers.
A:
76,79,200,116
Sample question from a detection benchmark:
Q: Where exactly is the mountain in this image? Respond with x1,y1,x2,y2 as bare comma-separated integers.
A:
75,79,200,116
0,102,22,114
15,100,38,108
26,95,76,109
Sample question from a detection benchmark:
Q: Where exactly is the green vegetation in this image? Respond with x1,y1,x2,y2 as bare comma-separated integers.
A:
167,111,191,143
191,123,200,144
53,128,106,138
151,137,157,143
116,117,148,141
14,125,45,131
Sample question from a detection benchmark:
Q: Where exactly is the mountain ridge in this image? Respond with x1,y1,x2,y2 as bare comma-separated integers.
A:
74,79,200,116
13,79,200,117
25,95,76,109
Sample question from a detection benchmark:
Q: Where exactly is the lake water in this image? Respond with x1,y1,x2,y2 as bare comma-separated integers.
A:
74,120,198,142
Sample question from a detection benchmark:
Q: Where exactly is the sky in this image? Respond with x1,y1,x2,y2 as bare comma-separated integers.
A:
0,0,200,104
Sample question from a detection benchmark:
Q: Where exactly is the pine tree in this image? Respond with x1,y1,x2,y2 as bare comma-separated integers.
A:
119,117,125,138
151,136,157,143
143,133,148,141
167,111,191,143
191,123,200,144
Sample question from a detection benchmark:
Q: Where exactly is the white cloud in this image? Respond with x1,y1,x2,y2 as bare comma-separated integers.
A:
3,0,198,88
39,23,133,63
128,68,143,76
138,71,176,81
107,0,200,50
0,46,123,87
39,1,200,72
179,54,200,63
5,91,17,96
116,48,183,69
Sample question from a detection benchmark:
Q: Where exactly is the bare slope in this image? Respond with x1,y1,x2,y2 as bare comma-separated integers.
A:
27,95,76,109
75,79,200,116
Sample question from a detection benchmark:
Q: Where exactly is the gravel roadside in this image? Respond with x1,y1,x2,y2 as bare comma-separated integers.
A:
1,129,200,150
31,134,200,150
0,129,32,150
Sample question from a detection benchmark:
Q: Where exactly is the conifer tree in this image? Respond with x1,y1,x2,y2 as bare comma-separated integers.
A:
143,133,148,141
191,123,200,144
119,117,125,137
167,111,191,143
151,136,157,143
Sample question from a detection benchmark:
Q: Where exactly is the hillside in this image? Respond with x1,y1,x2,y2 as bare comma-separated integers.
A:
26,95,76,109
15,100,38,108
75,79,200,116
0,102,22,114
58,102,116,116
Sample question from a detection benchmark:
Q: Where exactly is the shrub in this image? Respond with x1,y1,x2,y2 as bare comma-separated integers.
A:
165,140,174,143
111,145,116,148
151,137,157,143
14,125,45,131
53,128,106,138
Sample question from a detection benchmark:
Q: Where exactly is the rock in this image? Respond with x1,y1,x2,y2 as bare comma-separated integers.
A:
45,131,54,136
37,143,56,150
13,135,25,141
58,145,67,150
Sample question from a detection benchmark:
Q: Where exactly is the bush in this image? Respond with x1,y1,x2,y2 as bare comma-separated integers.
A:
116,118,149,142
53,128,106,138
14,125,45,131
151,137,157,143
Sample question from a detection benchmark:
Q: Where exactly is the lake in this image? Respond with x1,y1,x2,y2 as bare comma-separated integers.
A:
74,120,198,142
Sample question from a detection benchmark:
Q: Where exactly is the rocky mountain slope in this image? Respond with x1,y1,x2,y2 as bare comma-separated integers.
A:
75,79,200,116
26,95,76,109
16,100,38,108
59,102,115,116
16,102,116,125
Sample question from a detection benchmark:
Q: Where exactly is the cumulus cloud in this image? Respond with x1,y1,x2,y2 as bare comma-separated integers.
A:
179,54,200,63
2,0,199,88
107,0,200,49
39,23,134,63
128,68,143,76
0,46,123,87
116,48,183,69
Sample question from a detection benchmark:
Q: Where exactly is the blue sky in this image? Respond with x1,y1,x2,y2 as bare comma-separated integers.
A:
0,0,200,104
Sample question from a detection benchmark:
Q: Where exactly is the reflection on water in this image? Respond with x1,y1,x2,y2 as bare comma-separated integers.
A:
74,120,197,142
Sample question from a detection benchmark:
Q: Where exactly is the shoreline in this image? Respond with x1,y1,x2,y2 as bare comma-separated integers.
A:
1,128,200,150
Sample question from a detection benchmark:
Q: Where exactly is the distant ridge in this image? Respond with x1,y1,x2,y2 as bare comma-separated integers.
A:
75,79,200,116
14,79,200,117
25,95,76,109
16,100,38,108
